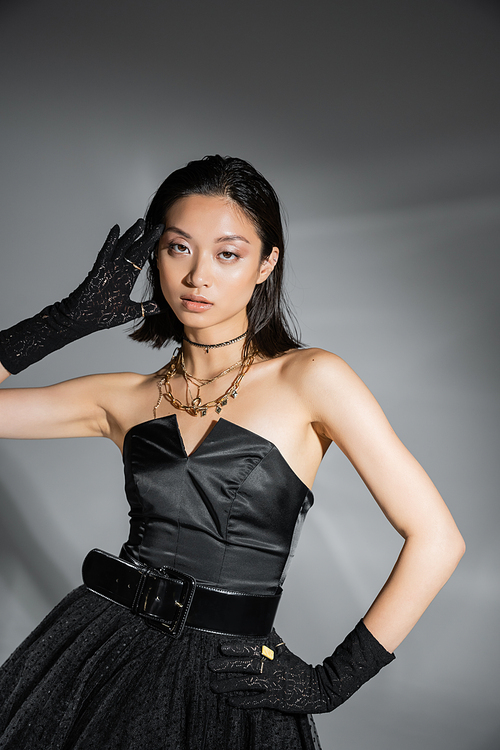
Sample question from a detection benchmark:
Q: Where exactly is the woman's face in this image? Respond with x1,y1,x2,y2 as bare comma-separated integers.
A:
157,194,278,335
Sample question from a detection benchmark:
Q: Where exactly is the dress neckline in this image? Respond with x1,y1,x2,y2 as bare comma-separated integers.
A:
123,414,313,494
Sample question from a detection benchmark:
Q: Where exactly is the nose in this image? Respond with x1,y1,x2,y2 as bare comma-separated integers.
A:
185,251,212,288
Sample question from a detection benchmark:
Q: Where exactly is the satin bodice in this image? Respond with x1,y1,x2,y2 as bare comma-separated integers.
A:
121,415,313,595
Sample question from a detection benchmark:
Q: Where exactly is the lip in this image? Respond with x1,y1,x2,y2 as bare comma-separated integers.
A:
181,295,212,303
180,295,213,312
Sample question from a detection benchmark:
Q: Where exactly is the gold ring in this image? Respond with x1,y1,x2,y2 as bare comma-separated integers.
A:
126,258,142,271
261,645,274,660
141,303,145,318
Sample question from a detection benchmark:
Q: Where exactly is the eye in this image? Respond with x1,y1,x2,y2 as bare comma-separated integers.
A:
218,250,239,261
168,242,190,254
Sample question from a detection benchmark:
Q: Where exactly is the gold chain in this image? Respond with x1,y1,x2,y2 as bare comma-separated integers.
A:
154,348,256,418
179,351,244,408
179,350,243,386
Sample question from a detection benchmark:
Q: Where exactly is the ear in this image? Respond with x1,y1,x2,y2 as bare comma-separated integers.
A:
256,247,279,285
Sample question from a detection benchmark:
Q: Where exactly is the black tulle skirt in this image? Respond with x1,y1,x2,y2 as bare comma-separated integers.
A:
0,586,321,750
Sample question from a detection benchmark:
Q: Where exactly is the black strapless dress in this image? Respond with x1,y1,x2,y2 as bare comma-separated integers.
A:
0,416,321,750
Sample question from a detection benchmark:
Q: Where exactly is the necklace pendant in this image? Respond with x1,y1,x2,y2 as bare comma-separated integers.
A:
205,346,209,354
160,348,255,420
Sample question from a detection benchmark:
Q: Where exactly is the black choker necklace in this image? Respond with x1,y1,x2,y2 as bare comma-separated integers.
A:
182,331,247,354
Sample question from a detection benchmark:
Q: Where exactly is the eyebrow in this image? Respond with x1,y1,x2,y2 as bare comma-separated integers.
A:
215,234,250,244
165,226,191,239
165,226,250,244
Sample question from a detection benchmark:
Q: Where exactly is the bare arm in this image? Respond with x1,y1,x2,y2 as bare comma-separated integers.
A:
0,362,10,385
302,350,465,653
0,371,114,440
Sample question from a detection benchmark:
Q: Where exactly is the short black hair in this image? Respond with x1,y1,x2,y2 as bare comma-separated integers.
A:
130,155,302,358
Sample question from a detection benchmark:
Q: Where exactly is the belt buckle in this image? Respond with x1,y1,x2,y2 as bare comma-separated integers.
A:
140,566,197,639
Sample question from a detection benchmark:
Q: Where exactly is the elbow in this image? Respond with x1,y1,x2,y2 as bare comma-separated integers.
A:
447,515,466,560
407,522,466,573
453,530,466,564
440,525,466,573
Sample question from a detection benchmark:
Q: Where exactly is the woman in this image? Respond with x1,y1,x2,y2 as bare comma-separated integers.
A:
0,155,465,749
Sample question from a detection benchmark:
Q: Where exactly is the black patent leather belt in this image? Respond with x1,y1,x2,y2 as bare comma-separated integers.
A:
82,548,281,639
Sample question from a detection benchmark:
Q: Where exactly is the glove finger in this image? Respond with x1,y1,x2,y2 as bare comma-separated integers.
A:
120,300,161,323
208,656,263,674
125,224,164,268
114,219,146,259
95,225,121,266
210,675,268,694
228,694,271,709
219,642,262,658
141,300,161,317
210,677,251,694
145,222,165,244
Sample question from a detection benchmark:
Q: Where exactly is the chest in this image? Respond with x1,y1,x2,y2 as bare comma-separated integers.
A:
120,362,327,490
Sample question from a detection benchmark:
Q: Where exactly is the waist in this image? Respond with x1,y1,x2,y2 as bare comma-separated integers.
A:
121,528,288,596
82,548,281,638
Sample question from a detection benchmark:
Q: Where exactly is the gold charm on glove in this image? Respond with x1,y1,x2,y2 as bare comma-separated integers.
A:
262,645,275,660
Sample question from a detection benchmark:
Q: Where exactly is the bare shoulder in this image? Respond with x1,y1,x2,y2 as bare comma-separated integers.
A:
277,347,381,441
87,369,154,395
60,370,152,407
96,368,157,400
278,347,358,389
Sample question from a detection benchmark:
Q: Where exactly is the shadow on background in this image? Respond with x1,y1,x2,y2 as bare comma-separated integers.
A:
0,449,73,653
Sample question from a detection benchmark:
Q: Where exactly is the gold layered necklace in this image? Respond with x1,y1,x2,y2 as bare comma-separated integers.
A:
154,347,256,418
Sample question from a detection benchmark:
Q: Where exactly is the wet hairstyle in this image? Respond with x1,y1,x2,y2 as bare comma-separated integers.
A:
129,155,302,358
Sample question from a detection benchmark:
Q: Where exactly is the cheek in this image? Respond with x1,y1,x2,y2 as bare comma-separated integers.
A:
216,260,263,287
220,273,260,306
227,272,261,308
156,262,176,302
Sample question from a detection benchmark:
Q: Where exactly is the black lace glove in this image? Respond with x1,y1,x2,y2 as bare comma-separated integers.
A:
209,620,395,713
0,220,163,374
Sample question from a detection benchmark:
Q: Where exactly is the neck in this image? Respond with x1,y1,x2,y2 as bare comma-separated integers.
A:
181,324,249,379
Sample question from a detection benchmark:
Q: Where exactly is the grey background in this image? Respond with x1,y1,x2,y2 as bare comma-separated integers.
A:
0,0,499,748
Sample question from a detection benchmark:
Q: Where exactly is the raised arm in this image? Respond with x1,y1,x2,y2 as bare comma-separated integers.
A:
0,371,132,441
0,220,162,376
0,362,10,386
0,220,163,440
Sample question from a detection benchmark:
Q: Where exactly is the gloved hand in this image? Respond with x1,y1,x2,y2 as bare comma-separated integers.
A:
209,620,394,713
0,219,163,374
